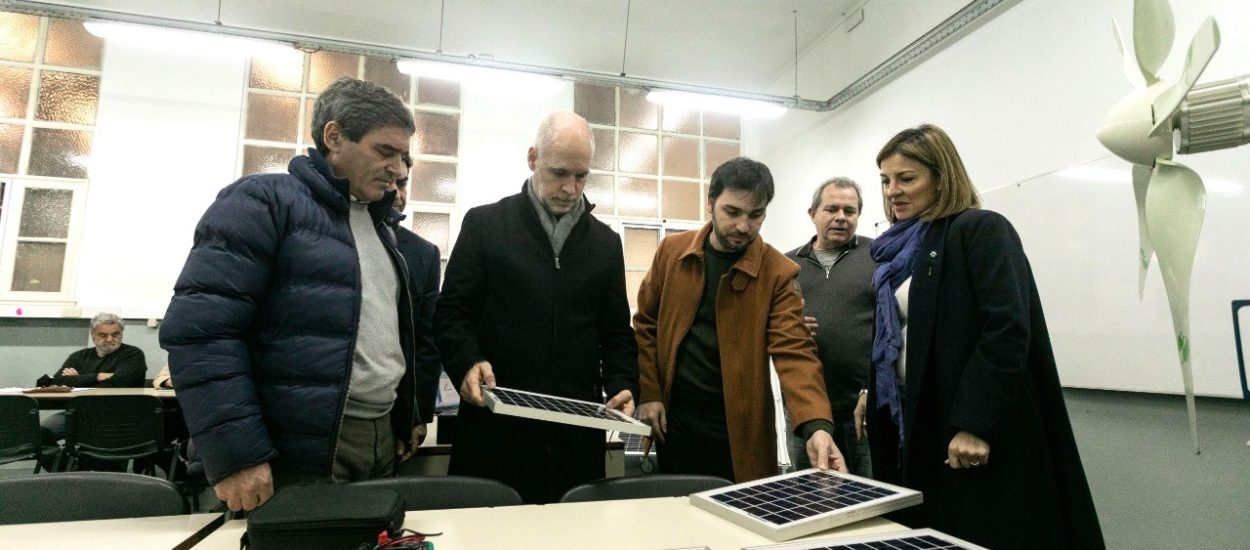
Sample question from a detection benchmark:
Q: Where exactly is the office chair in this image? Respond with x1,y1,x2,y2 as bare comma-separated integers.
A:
0,471,185,524
0,395,58,473
352,475,523,510
559,474,732,503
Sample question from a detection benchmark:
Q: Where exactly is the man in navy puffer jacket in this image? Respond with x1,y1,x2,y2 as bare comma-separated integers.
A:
161,78,420,512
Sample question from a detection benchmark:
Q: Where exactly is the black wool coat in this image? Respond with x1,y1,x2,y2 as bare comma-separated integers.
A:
869,208,1105,549
434,184,639,503
393,223,443,424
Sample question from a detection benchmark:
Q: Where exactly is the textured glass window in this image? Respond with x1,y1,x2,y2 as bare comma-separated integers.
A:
364,57,411,102
704,111,741,140
308,51,358,93
36,71,100,125
303,98,316,146
249,53,304,92
618,132,657,175
662,180,701,221
245,93,300,143
617,177,658,218
620,88,657,130
28,128,91,179
0,12,39,63
0,66,32,119
623,227,659,268
413,111,458,156
18,188,72,238
44,19,103,70
591,128,614,171
242,145,295,175
417,77,460,108
408,159,456,204
12,241,66,292
625,271,645,309
585,173,614,215
662,136,699,179
412,212,450,254
662,106,700,135
0,123,21,174
574,83,615,126
704,141,740,177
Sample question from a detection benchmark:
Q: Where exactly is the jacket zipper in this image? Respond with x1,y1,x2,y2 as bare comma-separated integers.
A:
801,245,852,279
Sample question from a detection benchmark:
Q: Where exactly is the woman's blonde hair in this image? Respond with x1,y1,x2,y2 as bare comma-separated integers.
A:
876,124,979,223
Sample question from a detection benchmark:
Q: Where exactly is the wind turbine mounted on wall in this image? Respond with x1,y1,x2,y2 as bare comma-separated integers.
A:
1097,0,1250,454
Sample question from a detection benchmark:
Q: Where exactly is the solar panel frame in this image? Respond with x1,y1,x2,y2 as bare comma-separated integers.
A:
689,469,922,542
481,386,652,436
740,528,989,550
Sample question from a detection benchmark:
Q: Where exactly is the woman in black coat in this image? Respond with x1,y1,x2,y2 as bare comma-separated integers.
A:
868,124,1105,549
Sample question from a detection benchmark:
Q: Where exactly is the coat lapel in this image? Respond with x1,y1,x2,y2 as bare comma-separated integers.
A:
901,216,947,445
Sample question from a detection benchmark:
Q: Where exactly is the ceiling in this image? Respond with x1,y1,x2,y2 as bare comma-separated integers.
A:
6,0,996,102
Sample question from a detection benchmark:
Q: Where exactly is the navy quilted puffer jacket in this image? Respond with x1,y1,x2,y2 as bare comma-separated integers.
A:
160,149,416,484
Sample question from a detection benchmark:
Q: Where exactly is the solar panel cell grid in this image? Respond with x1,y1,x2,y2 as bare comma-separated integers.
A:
492,387,623,421
709,472,898,525
798,536,971,549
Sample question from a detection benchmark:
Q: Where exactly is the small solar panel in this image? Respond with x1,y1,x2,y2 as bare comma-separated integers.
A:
481,386,651,436
740,528,989,550
620,431,646,454
689,469,921,542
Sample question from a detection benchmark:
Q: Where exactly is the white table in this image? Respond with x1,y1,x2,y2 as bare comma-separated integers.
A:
193,497,904,549
0,513,221,550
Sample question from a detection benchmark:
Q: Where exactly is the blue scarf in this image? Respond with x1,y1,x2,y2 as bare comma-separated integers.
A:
870,217,929,447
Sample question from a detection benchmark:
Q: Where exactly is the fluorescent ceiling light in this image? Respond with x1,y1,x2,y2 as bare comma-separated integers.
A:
646,90,787,118
84,21,296,59
397,60,564,96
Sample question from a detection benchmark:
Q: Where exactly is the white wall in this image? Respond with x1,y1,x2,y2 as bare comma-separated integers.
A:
70,41,575,319
75,40,247,319
754,0,1250,397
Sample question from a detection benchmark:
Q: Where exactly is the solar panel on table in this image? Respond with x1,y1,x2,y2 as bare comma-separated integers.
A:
740,528,988,550
689,469,921,542
481,386,652,436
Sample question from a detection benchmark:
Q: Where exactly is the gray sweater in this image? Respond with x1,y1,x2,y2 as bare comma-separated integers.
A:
785,235,876,411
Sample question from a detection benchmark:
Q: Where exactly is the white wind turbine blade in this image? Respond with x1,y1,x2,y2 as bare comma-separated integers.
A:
1150,17,1220,137
1132,0,1175,85
1112,18,1147,89
1144,158,1206,454
1132,163,1153,298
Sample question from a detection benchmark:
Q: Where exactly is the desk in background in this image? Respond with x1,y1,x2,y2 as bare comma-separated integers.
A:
22,388,177,410
194,497,903,550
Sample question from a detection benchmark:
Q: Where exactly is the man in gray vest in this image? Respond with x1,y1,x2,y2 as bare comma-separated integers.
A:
785,177,874,477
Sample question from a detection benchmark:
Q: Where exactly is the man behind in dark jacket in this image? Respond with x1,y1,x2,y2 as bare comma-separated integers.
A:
434,111,638,504
161,78,421,512
388,163,443,446
785,177,874,477
40,312,146,443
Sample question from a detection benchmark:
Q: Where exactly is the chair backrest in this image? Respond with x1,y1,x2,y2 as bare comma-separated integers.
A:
0,395,41,464
559,474,733,503
352,475,523,510
0,471,185,524
65,395,163,460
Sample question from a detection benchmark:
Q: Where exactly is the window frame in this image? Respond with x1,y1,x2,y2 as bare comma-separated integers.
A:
0,176,87,302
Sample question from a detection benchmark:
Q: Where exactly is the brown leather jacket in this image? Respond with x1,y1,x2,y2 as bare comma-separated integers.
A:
634,223,834,482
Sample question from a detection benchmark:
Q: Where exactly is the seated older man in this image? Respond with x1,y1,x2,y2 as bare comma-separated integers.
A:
40,312,147,444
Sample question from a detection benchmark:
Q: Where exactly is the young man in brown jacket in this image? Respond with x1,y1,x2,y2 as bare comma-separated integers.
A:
634,157,846,483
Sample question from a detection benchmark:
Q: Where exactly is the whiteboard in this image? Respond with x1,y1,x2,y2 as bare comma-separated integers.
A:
982,150,1250,398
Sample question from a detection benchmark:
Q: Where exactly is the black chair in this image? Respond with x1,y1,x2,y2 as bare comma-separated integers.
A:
0,395,57,473
352,475,523,510
59,395,173,477
0,471,185,524
559,474,733,503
